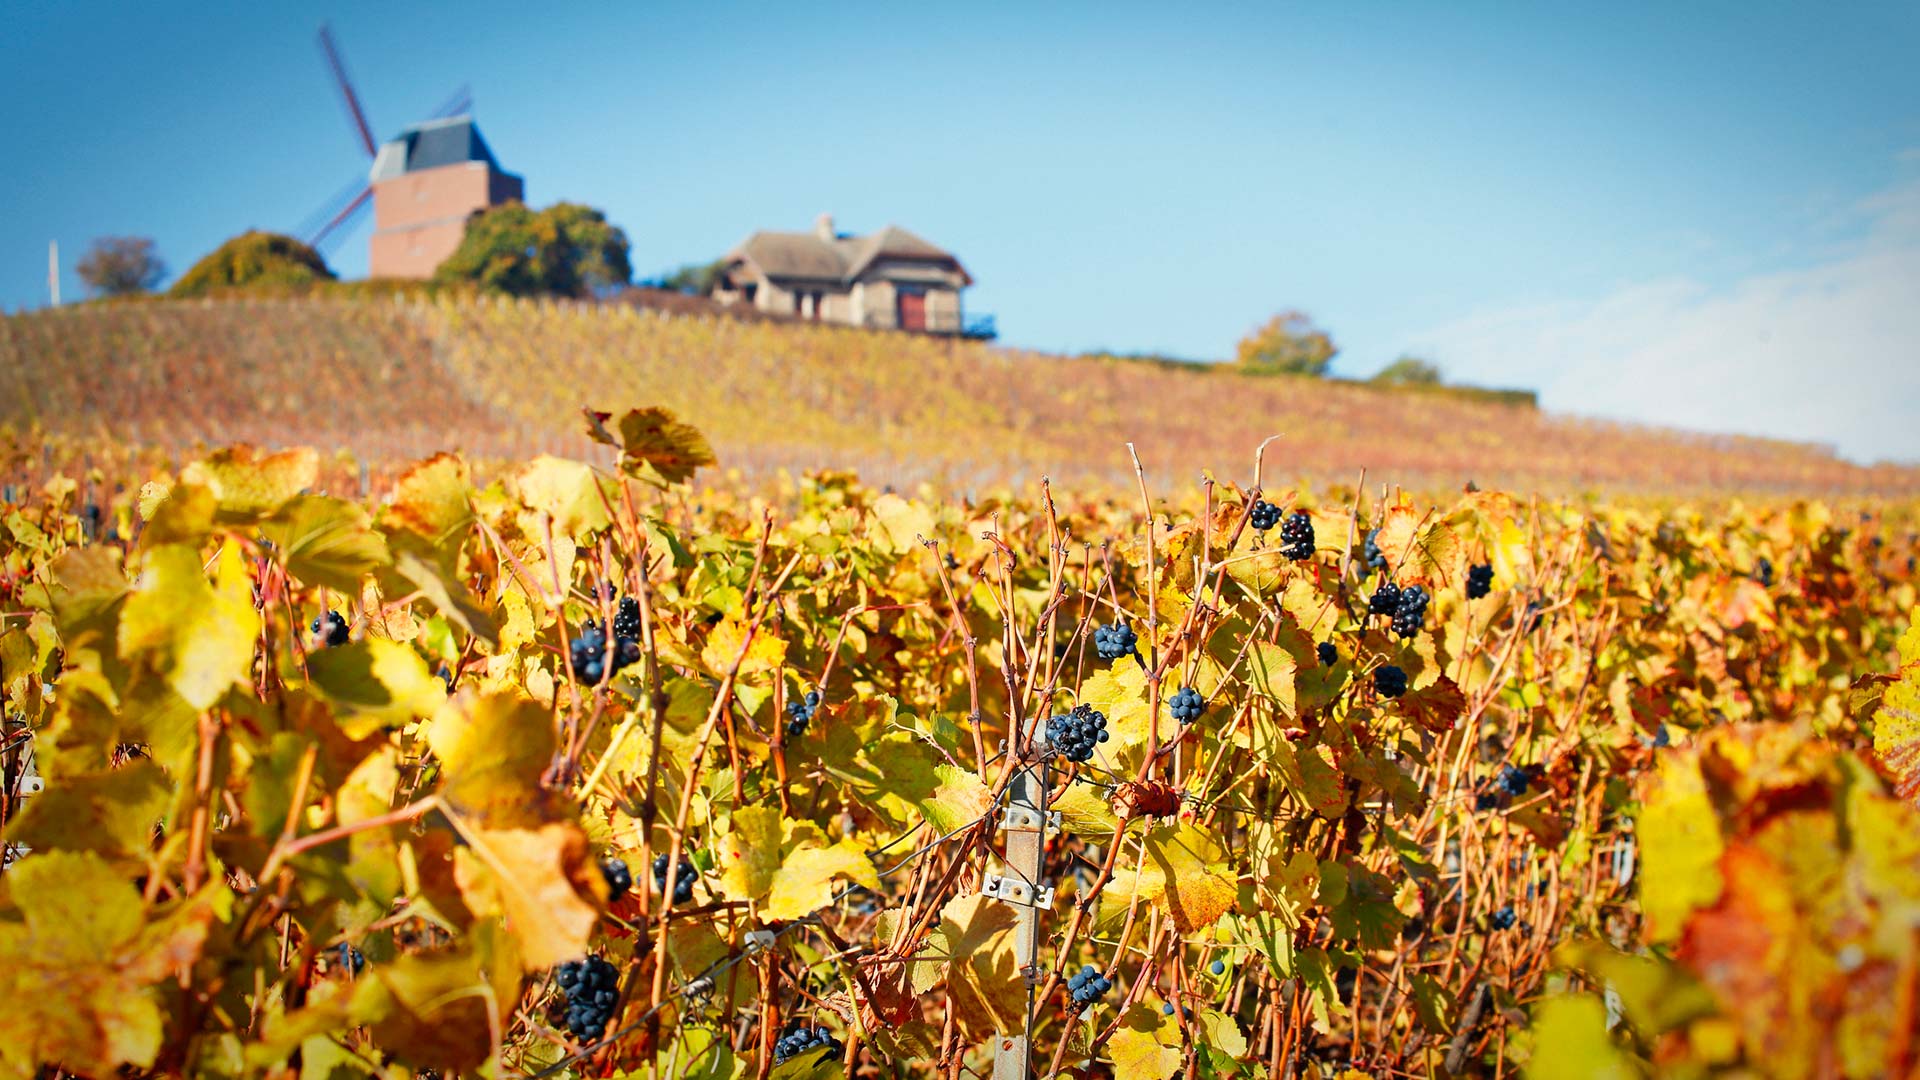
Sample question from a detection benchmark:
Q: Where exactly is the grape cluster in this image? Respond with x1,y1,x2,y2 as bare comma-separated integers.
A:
1523,599,1546,632
1317,641,1338,666
1168,686,1206,725
612,595,642,639
601,857,631,902
1754,557,1774,587
1248,499,1282,531
1363,528,1387,576
1068,964,1114,1006
555,956,622,1041
652,854,697,905
1367,582,1402,618
1046,704,1110,763
1466,563,1494,599
785,689,820,738
1278,511,1315,561
1391,586,1428,639
1490,905,1517,931
1093,621,1137,660
311,611,349,648
1496,763,1532,797
569,620,641,685
334,942,365,975
773,1025,842,1065
1374,665,1408,699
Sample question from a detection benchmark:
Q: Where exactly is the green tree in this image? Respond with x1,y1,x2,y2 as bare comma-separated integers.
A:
1235,311,1338,376
1372,356,1443,385
77,236,167,297
649,259,728,296
169,232,333,297
434,201,632,297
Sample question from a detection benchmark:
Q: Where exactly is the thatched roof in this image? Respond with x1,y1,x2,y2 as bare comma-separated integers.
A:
729,222,971,285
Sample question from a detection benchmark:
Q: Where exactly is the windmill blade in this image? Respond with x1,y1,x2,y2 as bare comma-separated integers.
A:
317,23,378,159
430,84,473,120
297,174,373,243
310,187,373,253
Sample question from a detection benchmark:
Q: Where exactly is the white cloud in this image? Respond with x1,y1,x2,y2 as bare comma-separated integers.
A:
1410,178,1920,465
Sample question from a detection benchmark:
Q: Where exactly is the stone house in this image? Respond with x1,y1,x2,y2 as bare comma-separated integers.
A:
713,215,979,334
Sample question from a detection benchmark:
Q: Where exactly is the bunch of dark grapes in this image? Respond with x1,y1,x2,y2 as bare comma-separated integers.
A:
1465,563,1494,599
1046,704,1109,763
1068,964,1114,1007
652,854,697,905
1391,586,1428,639
1523,599,1546,632
1093,621,1137,660
601,858,632,902
1278,511,1315,561
612,595,642,639
1317,641,1338,666
311,611,350,648
1474,791,1502,812
334,942,365,975
1754,557,1774,587
1367,582,1402,618
773,1025,843,1065
569,620,641,685
1490,905,1517,931
1363,528,1388,576
1168,686,1206,725
556,956,622,1041
1248,499,1282,531
1496,764,1531,797
785,689,820,737
1374,665,1408,699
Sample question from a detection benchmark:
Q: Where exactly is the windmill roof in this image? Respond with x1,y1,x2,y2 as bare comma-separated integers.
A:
369,116,504,182
730,224,970,285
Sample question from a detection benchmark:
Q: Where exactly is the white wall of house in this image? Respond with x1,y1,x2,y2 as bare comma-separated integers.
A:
716,259,968,333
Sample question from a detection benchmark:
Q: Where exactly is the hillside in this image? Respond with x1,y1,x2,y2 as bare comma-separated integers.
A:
3,296,1913,494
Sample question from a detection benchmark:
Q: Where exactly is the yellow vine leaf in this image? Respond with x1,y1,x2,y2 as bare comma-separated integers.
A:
118,541,259,709
306,638,447,737
1523,994,1637,1080
701,617,787,677
451,821,599,970
1869,615,1920,807
1134,821,1238,933
260,494,391,593
718,805,786,902
179,445,318,523
0,852,221,1080
926,892,1024,1038
1109,1024,1183,1080
514,455,613,539
1636,749,1725,942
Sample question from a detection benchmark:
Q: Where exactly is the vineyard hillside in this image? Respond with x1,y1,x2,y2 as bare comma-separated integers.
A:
4,296,1913,494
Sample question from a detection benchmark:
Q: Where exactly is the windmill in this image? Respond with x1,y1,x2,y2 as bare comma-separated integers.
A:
296,23,473,254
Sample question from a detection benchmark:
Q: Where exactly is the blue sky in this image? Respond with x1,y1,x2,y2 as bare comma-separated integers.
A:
6,2,1919,461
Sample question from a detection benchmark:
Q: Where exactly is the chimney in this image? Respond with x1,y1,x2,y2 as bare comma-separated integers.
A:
815,213,835,241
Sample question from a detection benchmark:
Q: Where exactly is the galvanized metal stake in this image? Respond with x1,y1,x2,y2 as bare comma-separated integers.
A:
989,716,1056,1080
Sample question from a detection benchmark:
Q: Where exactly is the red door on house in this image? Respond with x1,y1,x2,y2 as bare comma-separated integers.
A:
897,289,927,331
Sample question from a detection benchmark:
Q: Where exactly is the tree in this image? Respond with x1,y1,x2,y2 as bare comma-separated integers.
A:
170,231,334,297
1372,356,1443,386
433,201,632,297
76,236,167,296
648,259,728,296
1235,311,1338,376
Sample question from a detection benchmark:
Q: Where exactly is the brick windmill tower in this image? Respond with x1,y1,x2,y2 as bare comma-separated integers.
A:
300,24,524,279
